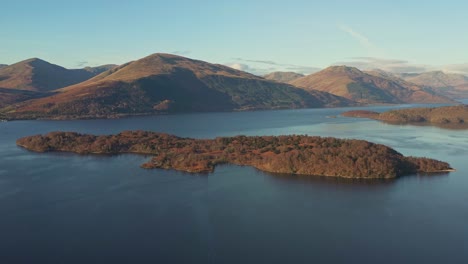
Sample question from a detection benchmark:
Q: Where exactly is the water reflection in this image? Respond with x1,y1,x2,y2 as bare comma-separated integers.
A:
1,104,467,264
265,171,397,186
379,120,468,130
264,170,451,187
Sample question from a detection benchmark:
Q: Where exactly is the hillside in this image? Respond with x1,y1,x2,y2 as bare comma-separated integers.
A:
399,71,468,99
342,105,468,129
290,66,454,104
2,54,352,120
0,64,7,69
0,58,115,92
0,88,51,109
263,71,304,83
17,131,453,179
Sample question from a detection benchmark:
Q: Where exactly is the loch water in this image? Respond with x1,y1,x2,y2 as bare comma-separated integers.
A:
0,103,467,263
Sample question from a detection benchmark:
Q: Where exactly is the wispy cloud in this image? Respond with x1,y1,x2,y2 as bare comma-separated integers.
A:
338,24,375,50
229,58,321,75
226,63,252,72
225,62,276,76
331,57,468,76
285,65,321,74
75,61,88,67
338,24,384,56
333,57,430,73
233,58,278,65
441,64,468,75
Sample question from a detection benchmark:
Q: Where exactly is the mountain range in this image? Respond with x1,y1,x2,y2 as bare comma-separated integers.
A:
1,54,351,120
289,66,454,104
397,71,468,98
0,58,116,91
0,54,463,120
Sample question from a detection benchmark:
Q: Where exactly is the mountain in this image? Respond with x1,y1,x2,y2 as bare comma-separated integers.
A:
0,88,51,109
0,64,7,69
2,54,352,120
0,58,115,92
290,66,454,104
263,72,304,83
398,71,468,99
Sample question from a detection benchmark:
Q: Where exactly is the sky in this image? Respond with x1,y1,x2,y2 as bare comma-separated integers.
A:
2,0,468,75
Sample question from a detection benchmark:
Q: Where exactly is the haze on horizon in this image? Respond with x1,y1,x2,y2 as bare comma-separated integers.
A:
2,0,468,75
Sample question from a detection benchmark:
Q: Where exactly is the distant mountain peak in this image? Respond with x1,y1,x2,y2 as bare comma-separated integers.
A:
263,71,305,83
142,53,188,63
323,65,363,75
290,65,454,104
0,58,114,91
325,65,360,71
399,70,468,99
22,58,50,65
148,53,183,58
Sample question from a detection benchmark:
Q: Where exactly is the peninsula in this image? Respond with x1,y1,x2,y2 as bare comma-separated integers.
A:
17,131,453,179
342,105,468,128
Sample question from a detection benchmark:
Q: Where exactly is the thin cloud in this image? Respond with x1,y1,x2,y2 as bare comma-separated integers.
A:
338,24,375,50
285,66,321,74
338,24,386,57
225,62,276,76
441,64,468,75
233,58,278,65
232,58,320,75
76,61,88,67
333,57,430,73
226,63,252,72
332,57,468,76
351,57,408,64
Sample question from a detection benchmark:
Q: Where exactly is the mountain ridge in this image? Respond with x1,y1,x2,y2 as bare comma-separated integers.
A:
290,66,454,104
0,58,117,92
2,53,353,120
398,71,468,98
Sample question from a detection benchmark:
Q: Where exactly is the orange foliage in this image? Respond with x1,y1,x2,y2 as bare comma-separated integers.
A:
17,131,453,179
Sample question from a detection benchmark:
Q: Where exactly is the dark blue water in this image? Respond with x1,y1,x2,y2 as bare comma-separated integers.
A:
1,103,467,263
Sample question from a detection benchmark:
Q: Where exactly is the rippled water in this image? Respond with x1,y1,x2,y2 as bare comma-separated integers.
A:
0,103,467,263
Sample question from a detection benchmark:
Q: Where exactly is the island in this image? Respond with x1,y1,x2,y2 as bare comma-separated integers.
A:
16,131,453,179
342,105,468,129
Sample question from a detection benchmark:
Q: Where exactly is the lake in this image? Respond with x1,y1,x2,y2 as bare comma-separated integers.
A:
0,103,467,263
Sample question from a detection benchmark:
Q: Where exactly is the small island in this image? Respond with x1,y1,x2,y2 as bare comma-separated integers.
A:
17,131,453,179
342,105,468,129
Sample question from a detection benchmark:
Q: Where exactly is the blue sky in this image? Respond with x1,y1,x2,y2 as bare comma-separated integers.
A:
2,0,468,74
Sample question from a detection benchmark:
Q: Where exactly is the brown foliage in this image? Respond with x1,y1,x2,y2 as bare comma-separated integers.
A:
343,105,468,128
17,131,453,179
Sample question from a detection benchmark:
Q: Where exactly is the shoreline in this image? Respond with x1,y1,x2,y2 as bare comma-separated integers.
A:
16,131,454,180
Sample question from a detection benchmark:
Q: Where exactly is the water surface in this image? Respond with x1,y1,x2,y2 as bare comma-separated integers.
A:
0,104,467,263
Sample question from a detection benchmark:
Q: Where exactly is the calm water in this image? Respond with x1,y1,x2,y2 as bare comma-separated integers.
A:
0,103,467,263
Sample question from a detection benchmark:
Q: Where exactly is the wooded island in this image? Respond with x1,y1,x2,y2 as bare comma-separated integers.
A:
17,131,453,179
